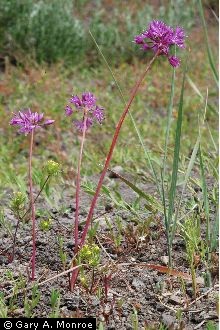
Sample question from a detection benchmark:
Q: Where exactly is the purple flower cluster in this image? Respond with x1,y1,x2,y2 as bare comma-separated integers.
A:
134,20,185,67
65,92,104,131
10,109,54,135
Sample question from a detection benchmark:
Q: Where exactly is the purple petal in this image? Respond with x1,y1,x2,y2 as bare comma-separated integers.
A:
92,106,105,123
82,92,96,109
172,27,185,48
74,120,84,132
38,113,44,122
141,43,150,51
44,119,55,126
70,95,82,108
10,116,23,125
168,55,180,67
134,34,145,44
147,20,173,40
133,20,185,66
86,117,93,129
65,105,73,116
10,108,50,135
74,118,93,131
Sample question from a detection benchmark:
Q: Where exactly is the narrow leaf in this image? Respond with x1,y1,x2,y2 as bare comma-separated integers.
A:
107,168,163,213
167,65,187,231
198,0,218,85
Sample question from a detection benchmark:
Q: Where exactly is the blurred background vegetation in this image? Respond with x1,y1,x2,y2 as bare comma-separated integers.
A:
0,0,216,66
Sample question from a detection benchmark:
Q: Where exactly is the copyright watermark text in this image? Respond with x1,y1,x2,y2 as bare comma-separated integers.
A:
2,319,96,330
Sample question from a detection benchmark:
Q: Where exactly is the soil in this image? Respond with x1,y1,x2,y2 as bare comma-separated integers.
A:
0,172,218,329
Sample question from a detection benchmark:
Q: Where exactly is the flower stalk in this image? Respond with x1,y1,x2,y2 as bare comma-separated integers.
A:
74,109,88,254
29,130,36,281
9,109,54,279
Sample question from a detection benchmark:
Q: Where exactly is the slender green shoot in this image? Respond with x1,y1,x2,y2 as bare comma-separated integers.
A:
198,0,218,85
166,63,187,266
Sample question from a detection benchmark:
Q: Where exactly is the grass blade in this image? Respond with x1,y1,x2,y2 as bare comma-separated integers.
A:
187,76,217,115
161,55,176,243
107,168,163,213
198,0,218,85
167,64,187,265
171,89,209,241
198,146,210,241
162,50,176,185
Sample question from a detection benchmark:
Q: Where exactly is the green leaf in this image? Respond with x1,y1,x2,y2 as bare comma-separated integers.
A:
107,169,163,213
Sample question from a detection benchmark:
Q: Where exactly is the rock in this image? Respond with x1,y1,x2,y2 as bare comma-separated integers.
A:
66,242,74,249
161,313,176,328
186,287,194,298
169,294,183,305
108,166,124,178
0,256,8,265
105,203,114,212
64,297,80,310
131,277,145,290
205,311,218,320
160,255,169,265
91,297,100,307
13,308,24,316
121,212,128,220
156,303,166,312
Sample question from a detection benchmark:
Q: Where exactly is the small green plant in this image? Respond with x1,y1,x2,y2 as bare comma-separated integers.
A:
0,294,8,318
206,321,218,330
130,307,139,330
39,218,53,231
87,221,100,242
0,209,13,238
77,243,101,292
24,284,41,318
10,191,26,214
105,216,123,252
78,243,100,268
44,160,62,177
4,272,27,314
159,324,168,330
181,216,202,298
49,289,60,318
57,236,67,271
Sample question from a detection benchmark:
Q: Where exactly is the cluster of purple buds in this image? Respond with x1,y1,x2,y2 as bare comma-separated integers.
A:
10,109,54,135
134,20,185,67
65,92,104,131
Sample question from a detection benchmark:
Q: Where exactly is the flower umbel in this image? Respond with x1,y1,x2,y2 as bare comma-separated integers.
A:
10,109,54,135
134,20,185,67
65,92,104,131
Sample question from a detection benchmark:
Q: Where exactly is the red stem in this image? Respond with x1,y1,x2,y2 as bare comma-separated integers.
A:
29,130,36,281
80,52,159,247
69,52,158,291
74,110,87,254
